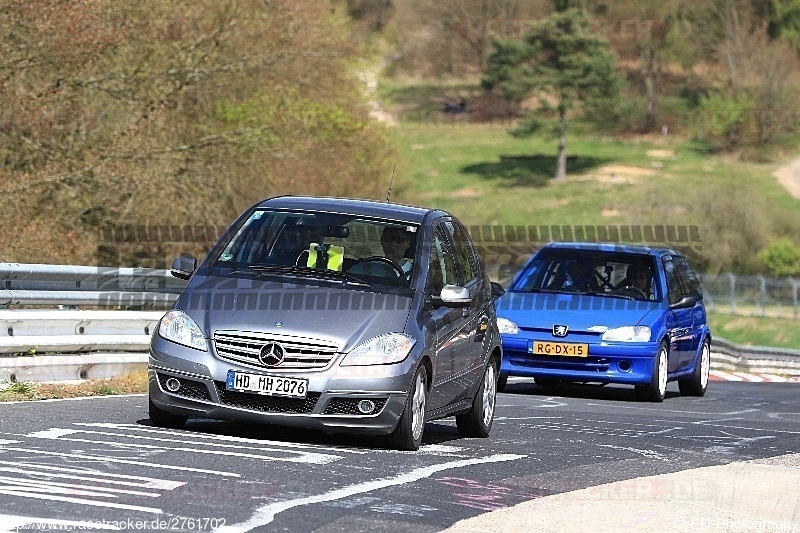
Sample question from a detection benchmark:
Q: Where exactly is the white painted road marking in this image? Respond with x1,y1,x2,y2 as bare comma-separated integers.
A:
0,446,240,477
0,461,185,490
709,370,800,382
0,475,161,497
585,403,760,416
415,444,467,456
0,514,122,531
494,416,563,421
709,370,745,381
0,459,188,516
25,427,341,465
593,443,669,461
759,373,790,382
78,423,370,455
215,453,526,533
0,488,163,514
732,372,766,382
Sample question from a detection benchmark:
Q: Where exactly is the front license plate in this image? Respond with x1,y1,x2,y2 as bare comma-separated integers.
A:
530,340,589,357
225,371,308,398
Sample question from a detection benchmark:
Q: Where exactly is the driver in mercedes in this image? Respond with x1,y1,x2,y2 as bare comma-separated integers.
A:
380,226,413,278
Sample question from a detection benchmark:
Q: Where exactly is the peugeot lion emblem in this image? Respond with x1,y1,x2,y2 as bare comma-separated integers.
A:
259,342,286,367
552,325,569,338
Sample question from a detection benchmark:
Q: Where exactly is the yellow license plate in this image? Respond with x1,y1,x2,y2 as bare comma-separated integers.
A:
531,341,589,357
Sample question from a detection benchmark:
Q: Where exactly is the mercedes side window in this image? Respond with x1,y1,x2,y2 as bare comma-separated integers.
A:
447,221,479,286
429,225,457,295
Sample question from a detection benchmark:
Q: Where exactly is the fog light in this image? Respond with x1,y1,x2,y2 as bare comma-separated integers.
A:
618,360,632,372
357,399,376,414
165,377,181,392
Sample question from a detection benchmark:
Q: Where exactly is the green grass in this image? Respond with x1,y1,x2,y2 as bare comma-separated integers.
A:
709,312,800,350
394,124,645,227
0,381,38,402
390,122,800,232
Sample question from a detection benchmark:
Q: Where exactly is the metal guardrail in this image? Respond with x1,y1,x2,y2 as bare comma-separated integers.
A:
0,263,186,307
0,310,163,354
0,309,164,383
0,263,174,381
711,337,800,377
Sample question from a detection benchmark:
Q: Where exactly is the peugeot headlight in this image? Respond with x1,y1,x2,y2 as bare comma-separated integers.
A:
158,310,207,351
497,317,519,335
340,333,416,366
601,326,651,342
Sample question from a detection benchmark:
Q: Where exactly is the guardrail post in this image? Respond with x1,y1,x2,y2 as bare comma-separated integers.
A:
792,278,798,319
728,273,736,314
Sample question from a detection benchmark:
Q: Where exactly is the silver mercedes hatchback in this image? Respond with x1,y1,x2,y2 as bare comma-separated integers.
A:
148,196,501,450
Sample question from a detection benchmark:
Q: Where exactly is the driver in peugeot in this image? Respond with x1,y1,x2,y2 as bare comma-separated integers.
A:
624,264,653,299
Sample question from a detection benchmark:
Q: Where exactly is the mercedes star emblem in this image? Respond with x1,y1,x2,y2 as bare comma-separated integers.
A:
259,342,286,367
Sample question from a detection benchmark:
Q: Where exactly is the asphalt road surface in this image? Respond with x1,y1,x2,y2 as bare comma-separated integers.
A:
1,380,798,532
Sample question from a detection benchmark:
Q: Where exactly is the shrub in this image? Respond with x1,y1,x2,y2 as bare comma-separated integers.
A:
758,238,800,277
695,91,757,150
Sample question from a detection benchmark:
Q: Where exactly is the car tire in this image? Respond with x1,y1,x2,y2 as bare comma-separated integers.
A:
497,372,508,392
635,341,668,403
456,359,498,438
389,365,428,451
678,338,710,397
149,398,188,429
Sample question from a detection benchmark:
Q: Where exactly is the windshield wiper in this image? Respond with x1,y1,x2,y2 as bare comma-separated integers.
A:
245,265,373,288
581,290,634,300
522,288,562,294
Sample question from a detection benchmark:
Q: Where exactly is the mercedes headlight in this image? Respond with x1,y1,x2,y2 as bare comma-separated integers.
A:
601,326,651,342
497,317,519,335
158,310,207,351
340,333,416,366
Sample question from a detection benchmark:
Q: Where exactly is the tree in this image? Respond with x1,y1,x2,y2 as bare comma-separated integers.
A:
390,0,549,76
747,0,800,53
342,0,394,32
598,0,693,132
684,0,800,148
483,8,621,181
0,1,395,266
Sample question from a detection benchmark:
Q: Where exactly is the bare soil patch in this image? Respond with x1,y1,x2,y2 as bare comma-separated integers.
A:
774,156,800,199
646,149,675,159
576,164,657,184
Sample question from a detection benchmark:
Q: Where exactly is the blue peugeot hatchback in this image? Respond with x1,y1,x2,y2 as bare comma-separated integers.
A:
495,243,710,401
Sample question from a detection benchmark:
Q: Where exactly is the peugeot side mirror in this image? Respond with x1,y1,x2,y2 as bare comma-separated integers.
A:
171,256,197,280
490,281,506,299
669,295,696,310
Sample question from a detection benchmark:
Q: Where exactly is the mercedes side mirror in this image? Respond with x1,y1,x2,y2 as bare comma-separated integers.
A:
433,284,472,308
170,256,197,280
